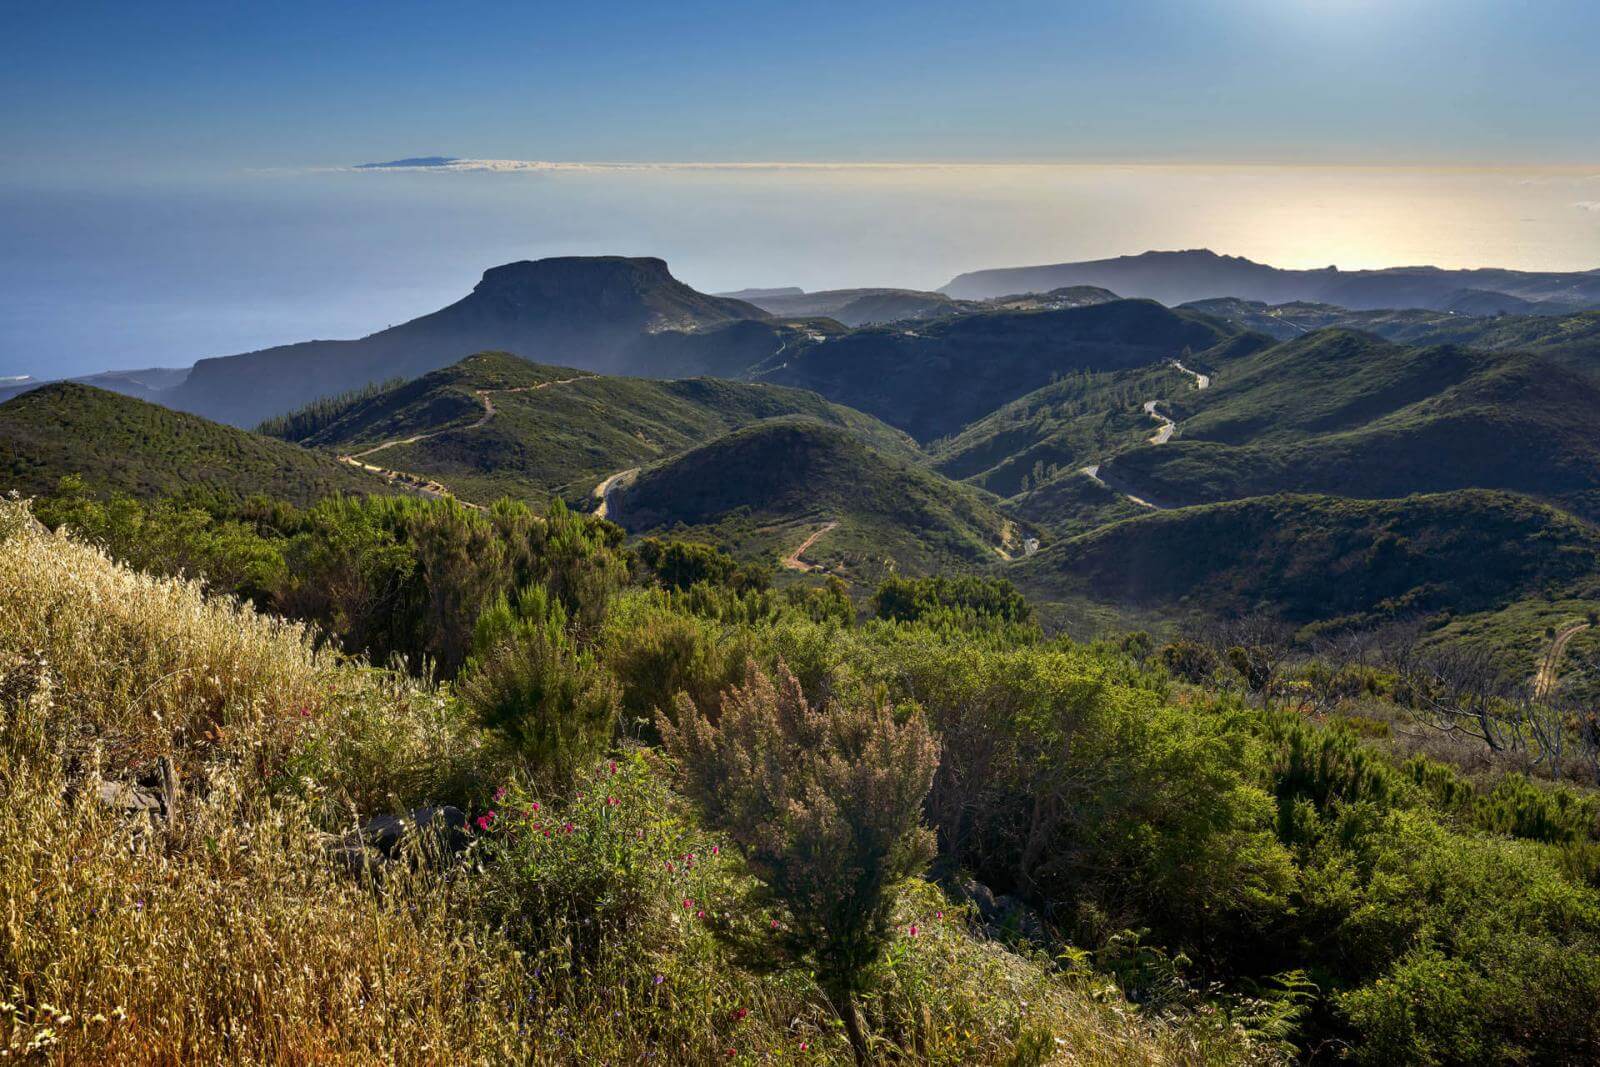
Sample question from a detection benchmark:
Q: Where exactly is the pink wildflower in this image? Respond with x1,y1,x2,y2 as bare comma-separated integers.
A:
711,844,719,856
770,919,779,930
682,898,694,910
607,795,619,807
908,923,919,937
493,785,507,802
530,801,540,812
563,821,575,834
696,909,705,919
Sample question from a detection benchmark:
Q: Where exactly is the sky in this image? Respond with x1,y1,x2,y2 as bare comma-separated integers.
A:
3,0,1600,377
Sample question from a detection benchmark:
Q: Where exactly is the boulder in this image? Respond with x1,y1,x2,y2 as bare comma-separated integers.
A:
96,781,162,815
324,806,474,879
358,805,472,859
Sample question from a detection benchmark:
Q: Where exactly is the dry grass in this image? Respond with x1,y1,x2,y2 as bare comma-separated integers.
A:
0,500,1266,1064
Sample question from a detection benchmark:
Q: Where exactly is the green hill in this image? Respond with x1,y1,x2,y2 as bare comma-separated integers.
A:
0,383,386,504
610,418,1018,578
751,298,1261,442
1178,298,1462,343
1095,331,1600,521
930,361,1207,496
739,287,973,324
1013,489,1600,633
295,351,916,505
1402,309,1600,369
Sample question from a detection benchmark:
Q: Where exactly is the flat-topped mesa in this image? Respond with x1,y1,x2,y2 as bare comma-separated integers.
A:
163,255,770,427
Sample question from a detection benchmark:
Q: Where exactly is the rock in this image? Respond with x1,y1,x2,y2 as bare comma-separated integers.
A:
357,806,472,859
947,874,1050,943
97,781,162,815
992,893,1049,943
953,874,999,918
320,833,386,878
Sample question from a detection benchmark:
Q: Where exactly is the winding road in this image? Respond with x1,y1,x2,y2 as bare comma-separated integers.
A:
1078,358,1210,508
337,375,588,504
591,467,638,520
1534,621,1591,700
782,521,838,572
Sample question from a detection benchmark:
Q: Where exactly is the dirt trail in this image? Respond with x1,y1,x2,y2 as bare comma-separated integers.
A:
1534,621,1591,700
592,467,638,520
338,375,588,503
347,376,587,462
782,521,838,572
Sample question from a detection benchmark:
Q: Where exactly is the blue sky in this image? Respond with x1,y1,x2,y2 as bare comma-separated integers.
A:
2,0,1599,378
5,0,1600,176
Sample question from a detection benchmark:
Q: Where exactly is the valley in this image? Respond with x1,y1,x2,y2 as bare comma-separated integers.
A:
9,248,1600,1067
12,252,1600,650
14,6,1600,1062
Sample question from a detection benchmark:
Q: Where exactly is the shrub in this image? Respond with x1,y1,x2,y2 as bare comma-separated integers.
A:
662,661,939,1059
866,635,1294,961
1161,639,1222,684
602,598,754,738
786,575,855,626
457,586,619,790
873,574,1032,627
633,536,769,593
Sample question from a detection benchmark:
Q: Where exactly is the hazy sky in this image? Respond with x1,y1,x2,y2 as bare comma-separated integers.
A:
3,0,1599,378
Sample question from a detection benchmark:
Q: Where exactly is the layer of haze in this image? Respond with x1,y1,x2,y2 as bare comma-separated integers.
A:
3,0,1599,377
4,165,1600,379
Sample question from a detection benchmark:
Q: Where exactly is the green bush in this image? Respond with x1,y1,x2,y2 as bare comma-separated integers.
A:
872,574,1032,627
458,585,619,789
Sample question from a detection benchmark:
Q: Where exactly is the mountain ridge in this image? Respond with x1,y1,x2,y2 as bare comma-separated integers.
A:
942,248,1600,310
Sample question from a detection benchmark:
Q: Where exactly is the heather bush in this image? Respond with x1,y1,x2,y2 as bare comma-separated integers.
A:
855,632,1295,959
662,661,940,1059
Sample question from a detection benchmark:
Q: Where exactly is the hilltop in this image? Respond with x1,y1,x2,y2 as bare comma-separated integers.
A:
286,351,916,505
164,257,770,427
752,298,1259,442
1013,489,1600,635
0,382,385,504
735,287,973,325
611,418,1018,577
1095,330,1600,520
